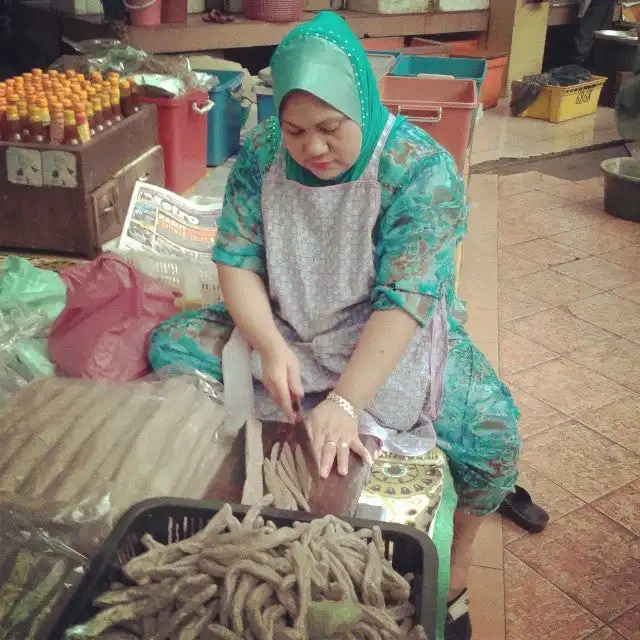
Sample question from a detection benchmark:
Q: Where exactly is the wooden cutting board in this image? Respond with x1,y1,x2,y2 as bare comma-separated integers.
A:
205,421,376,517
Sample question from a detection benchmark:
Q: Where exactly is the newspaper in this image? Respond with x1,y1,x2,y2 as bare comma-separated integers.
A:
118,181,223,261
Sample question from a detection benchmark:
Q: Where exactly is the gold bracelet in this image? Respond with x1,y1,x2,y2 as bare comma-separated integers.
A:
327,391,360,420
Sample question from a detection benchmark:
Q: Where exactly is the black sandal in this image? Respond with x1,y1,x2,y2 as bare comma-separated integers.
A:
445,589,472,640
498,485,549,534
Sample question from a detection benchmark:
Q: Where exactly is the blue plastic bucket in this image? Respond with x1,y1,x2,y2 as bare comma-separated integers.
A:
196,69,248,167
391,56,487,92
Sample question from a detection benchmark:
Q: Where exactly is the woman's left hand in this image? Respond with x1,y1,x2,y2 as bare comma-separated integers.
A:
308,399,373,478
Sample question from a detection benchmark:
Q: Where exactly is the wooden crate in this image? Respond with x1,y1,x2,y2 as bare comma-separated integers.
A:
0,105,163,258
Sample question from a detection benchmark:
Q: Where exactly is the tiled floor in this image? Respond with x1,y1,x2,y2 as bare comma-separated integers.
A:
463,109,639,640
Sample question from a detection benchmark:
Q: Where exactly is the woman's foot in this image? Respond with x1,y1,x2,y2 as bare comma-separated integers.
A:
445,589,472,640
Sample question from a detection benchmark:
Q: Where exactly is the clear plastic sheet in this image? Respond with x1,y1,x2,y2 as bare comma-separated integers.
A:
51,39,219,98
0,376,231,518
0,503,90,640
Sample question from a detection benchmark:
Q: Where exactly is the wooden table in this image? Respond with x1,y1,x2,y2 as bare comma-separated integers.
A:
206,421,376,517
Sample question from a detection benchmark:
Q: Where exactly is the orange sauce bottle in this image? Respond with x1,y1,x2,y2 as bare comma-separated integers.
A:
0,99,7,131
109,86,123,123
27,106,46,143
91,96,105,133
62,108,80,145
85,99,96,136
38,97,51,141
50,105,65,144
17,100,29,137
128,77,141,113
75,105,91,143
2,105,23,141
100,91,114,127
90,71,104,85
65,69,77,80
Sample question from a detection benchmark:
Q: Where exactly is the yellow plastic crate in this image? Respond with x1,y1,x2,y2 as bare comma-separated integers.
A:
515,76,607,123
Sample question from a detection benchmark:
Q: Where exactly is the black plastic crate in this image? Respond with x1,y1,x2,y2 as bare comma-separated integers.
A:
50,498,439,639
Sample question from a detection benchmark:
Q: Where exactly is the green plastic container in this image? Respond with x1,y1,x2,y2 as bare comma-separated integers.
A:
391,56,487,93
196,69,248,167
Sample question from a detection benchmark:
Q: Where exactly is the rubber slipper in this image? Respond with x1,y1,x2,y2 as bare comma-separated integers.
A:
445,589,472,640
498,485,549,533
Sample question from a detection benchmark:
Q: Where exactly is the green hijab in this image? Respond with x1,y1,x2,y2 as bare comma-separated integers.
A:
270,11,389,186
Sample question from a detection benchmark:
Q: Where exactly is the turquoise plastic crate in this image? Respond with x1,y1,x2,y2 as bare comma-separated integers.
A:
196,69,248,167
257,91,275,123
391,56,487,92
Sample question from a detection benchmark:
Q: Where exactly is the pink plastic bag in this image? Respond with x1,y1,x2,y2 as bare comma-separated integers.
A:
49,253,179,380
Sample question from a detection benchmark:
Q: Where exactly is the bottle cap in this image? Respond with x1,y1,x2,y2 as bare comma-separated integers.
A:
6,105,19,119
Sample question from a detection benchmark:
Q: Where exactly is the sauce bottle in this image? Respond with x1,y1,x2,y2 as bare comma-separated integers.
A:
91,96,105,133
2,105,23,141
62,108,80,145
100,91,114,127
18,100,29,138
109,86,123,123
27,106,46,143
38,97,51,141
118,80,134,117
85,99,96,136
50,105,65,144
128,78,141,113
75,105,91,143
0,99,7,131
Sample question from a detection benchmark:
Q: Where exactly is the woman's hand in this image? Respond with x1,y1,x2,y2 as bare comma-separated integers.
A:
309,399,373,478
259,340,303,423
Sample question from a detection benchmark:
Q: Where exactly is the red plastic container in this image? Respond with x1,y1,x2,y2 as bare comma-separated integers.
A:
161,0,187,22
413,36,479,55
452,49,508,109
124,0,162,26
379,75,478,171
139,91,211,193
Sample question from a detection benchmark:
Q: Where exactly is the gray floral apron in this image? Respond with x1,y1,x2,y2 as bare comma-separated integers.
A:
251,114,448,456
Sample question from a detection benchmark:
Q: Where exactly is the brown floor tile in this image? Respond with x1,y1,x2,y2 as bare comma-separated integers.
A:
499,190,563,216
468,204,498,236
502,463,585,544
498,283,550,323
507,505,640,622
459,276,498,311
503,550,601,640
569,338,640,394
600,246,640,273
504,308,613,355
588,215,640,243
476,340,500,372
499,328,557,375
611,605,640,640
520,422,640,502
508,385,568,439
586,628,626,640
498,220,540,247
578,395,640,455
542,177,605,205
508,269,601,306
469,565,505,640
592,483,640,537
550,227,633,256
568,293,640,337
465,307,499,344
615,282,640,305
516,204,597,237
505,238,589,266
472,512,503,569
506,359,629,417
554,257,640,291
498,250,545,281
498,171,547,197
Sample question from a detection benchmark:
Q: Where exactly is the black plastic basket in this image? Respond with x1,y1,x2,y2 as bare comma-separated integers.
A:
50,498,439,639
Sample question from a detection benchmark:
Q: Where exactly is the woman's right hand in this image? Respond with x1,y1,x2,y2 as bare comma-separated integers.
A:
259,339,303,423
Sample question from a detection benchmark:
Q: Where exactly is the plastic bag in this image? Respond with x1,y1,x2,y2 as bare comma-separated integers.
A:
49,253,180,381
52,39,218,98
0,257,65,404
0,503,90,640
0,376,231,518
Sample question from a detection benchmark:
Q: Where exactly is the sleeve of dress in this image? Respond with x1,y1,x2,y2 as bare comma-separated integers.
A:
372,150,468,327
212,128,269,275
